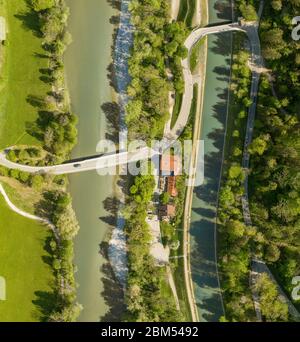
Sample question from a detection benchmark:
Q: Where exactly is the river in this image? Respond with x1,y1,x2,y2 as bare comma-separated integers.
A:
64,0,121,322
189,0,233,322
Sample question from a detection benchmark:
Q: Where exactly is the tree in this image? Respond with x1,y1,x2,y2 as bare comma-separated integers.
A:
227,220,246,240
228,164,244,180
254,274,289,322
239,4,258,21
161,192,170,205
30,0,55,12
30,174,44,190
249,136,269,155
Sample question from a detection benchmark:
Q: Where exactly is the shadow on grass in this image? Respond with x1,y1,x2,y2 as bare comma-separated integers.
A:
32,235,57,321
14,0,42,37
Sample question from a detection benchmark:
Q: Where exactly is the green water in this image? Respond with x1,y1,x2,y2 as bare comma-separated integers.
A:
208,0,232,24
65,0,118,322
190,0,233,322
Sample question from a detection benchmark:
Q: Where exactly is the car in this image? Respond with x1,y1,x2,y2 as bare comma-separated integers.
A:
73,164,82,168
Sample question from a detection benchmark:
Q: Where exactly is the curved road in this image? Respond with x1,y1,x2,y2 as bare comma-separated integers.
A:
0,23,249,176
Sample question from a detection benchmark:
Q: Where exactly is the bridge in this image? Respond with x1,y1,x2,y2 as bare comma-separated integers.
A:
0,23,249,176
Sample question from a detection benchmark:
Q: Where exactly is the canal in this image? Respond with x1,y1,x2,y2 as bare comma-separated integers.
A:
189,0,233,322
65,0,120,322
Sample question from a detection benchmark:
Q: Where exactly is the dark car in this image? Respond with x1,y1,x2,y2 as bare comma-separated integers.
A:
73,164,82,168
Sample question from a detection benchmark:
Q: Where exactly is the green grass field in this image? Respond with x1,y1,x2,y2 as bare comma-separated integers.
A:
0,0,55,322
0,198,55,322
0,0,51,149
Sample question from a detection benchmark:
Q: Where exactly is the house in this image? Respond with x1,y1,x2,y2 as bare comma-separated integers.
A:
166,176,178,197
0,17,6,42
159,204,176,221
160,154,182,176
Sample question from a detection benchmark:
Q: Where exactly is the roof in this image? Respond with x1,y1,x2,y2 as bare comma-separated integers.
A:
0,17,6,41
167,176,178,197
160,204,176,217
160,154,182,176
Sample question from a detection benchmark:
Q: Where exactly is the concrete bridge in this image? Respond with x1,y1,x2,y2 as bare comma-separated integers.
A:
0,23,249,175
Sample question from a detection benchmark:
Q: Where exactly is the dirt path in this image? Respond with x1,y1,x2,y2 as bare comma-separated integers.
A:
170,0,180,21
167,266,181,311
0,183,59,240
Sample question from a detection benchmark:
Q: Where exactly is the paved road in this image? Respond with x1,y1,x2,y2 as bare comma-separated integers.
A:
0,23,246,176
240,1,300,321
0,147,157,175
166,23,245,142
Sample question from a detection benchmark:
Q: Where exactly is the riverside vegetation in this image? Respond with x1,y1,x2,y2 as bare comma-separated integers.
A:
123,0,190,321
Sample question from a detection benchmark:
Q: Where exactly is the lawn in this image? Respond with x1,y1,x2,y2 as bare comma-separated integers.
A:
0,198,55,322
0,0,55,322
0,0,51,149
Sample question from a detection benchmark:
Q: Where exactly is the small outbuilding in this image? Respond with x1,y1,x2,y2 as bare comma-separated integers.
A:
0,17,6,42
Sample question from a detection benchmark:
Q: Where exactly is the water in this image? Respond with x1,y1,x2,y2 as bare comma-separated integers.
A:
64,0,120,322
208,0,233,24
190,0,233,322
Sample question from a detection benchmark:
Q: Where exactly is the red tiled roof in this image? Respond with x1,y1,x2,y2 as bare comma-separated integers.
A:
160,154,182,175
167,176,178,197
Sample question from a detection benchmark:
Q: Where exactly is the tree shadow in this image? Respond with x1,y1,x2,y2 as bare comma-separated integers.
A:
190,217,224,322
212,0,233,23
32,290,59,321
99,196,120,227
32,233,57,321
14,0,42,37
99,240,125,322
101,102,120,143
107,0,121,10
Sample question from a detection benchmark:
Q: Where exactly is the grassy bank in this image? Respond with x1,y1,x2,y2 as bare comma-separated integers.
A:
170,84,198,322
178,0,197,28
0,0,80,322
0,198,55,322
0,0,51,149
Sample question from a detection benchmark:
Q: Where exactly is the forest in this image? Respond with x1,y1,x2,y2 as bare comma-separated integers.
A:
218,0,300,322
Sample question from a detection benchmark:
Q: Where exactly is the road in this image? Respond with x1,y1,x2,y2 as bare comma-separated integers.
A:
0,23,247,177
165,23,245,142
0,147,157,175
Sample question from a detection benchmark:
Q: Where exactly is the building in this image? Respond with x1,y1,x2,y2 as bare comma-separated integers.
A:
160,154,182,176
166,176,178,197
159,204,176,221
0,17,6,42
